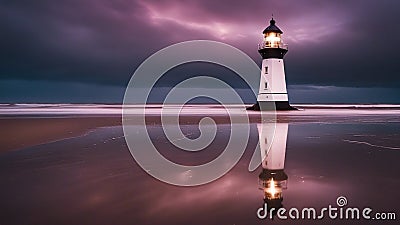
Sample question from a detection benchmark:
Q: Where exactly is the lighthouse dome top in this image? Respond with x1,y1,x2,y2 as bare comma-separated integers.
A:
262,18,283,34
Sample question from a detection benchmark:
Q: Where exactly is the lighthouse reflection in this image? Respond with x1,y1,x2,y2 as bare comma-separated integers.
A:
257,122,289,212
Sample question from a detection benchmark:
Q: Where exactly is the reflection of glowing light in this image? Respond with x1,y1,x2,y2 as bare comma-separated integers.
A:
268,178,277,196
264,178,283,200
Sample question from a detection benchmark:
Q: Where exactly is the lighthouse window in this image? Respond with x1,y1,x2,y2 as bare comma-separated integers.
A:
265,82,268,89
264,66,268,74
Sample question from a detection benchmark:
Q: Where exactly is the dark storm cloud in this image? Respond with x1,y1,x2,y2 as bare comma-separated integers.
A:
284,0,400,87
1,0,399,87
1,0,171,85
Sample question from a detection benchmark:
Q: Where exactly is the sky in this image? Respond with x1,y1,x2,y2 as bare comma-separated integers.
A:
1,0,400,103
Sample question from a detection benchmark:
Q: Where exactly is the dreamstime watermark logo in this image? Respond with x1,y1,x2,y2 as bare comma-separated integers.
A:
336,196,347,207
122,40,276,186
257,196,397,221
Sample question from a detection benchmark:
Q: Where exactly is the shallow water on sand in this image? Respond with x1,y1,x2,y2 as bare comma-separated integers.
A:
0,106,399,224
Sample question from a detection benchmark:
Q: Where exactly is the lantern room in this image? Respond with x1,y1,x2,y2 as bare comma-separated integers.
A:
261,18,284,49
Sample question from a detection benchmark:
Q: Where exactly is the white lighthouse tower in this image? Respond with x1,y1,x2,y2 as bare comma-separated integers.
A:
249,17,295,110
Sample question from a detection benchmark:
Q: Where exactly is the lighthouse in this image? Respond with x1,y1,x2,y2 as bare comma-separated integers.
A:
249,17,295,110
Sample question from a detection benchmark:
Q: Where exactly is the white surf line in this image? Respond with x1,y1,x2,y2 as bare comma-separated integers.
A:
352,134,376,137
343,139,400,150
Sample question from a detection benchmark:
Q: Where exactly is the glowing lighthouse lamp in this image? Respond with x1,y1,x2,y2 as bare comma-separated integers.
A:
249,17,295,110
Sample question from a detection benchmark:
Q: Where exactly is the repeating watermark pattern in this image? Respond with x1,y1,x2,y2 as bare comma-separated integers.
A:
122,40,276,186
257,196,397,221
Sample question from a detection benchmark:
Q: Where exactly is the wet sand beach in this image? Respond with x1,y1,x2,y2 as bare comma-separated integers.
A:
0,104,399,225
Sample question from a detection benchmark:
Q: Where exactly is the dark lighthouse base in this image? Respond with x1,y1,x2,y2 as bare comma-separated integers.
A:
247,101,297,111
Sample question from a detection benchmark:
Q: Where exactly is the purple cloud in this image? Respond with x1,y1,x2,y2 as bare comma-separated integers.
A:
0,0,399,89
